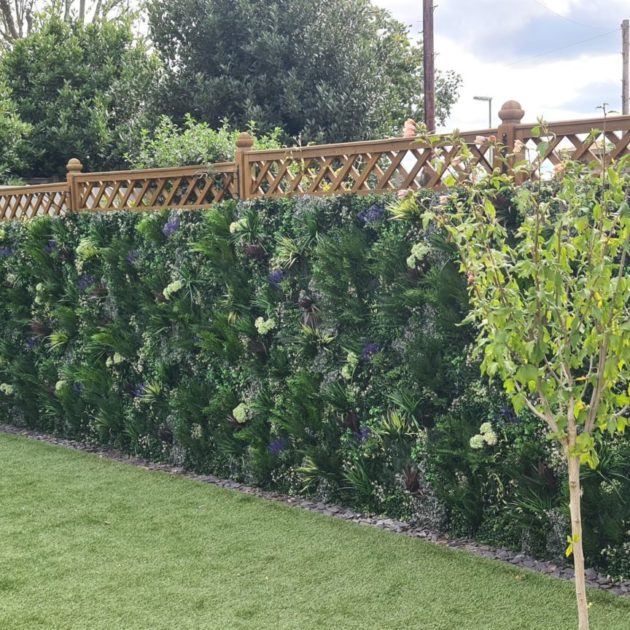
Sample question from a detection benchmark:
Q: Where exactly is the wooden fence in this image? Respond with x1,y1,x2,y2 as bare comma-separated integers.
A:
1,99,630,221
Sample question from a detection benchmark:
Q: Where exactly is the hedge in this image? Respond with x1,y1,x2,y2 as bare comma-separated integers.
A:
0,193,628,578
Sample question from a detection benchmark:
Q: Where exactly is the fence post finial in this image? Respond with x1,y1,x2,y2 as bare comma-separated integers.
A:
66,158,83,213
235,132,255,201
496,100,525,175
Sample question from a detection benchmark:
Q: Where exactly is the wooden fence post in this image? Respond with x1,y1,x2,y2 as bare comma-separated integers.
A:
66,158,83,212
496,100,525,175
235,132,254,200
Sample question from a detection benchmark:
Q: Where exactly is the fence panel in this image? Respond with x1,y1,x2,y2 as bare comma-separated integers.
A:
243,131,497,198
515,117,630,175
74,163,238,212
0,183,69,220
1,100,630,221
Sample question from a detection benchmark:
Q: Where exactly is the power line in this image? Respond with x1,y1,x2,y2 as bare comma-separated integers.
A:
506,29,618,68
532,0,594,29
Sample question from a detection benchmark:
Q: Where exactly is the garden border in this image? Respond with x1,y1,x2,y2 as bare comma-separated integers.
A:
1,423,628,598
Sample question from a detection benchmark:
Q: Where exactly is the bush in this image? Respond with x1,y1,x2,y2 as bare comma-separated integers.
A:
0,193,626,577
126,115,283,169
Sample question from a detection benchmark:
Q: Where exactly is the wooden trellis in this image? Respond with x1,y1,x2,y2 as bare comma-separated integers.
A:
1,100,630,221
515,117,630,174
72,163,238,213
240,131,496,199
0,183,68,220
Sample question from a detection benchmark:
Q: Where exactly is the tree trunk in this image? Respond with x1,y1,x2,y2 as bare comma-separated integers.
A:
568,454,589,630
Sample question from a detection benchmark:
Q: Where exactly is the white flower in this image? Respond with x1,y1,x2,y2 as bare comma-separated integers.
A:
341,352,359,380
470,434,485,449
232,403,248,424
163,279,183,300
474,135,488,145
514,139,526,153
255,317,276,335
0,383,14,395
113,353,125,365
229,219,246,234
479,422,493,435
191,423,203,440
407,243,430,268
483,430,498,446
55,380,67,393
76,239,99,262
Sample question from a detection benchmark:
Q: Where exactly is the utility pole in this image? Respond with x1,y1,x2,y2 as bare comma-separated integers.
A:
623,19,629,115
423,0,436,131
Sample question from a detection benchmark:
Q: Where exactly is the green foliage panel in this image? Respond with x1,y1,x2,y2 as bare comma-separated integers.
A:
0,194,627,577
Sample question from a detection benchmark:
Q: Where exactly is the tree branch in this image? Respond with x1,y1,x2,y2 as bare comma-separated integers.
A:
0,0,19,41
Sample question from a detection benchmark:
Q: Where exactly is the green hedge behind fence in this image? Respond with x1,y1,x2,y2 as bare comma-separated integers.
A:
0,194,628,578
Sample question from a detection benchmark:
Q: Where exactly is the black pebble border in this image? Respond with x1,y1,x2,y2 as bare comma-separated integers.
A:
1,424,628,598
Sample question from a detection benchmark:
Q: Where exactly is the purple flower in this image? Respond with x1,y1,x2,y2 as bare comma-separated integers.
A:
268,269,284,286
500,405,519,424
361,342,380,361
77,274,95,292
358,204,384,224
353,426,372,443
72,382,85,396
43,240,57,255
25,336,40,350
131,383,146,398
126,249,139,263
163,216,181,239
267,437,287,456
0,246,14,258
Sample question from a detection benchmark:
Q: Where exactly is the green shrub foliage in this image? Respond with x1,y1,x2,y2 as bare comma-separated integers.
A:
0,194,627,578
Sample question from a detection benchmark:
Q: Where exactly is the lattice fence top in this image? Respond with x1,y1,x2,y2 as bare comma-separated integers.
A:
0,183,68,220
74,163,238,213
243,132,497,198
516,117,630,176
1,102,629,221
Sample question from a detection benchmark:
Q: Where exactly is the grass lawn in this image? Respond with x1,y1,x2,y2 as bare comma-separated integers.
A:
1,433,629,629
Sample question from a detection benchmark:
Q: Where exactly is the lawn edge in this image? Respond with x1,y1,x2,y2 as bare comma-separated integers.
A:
1,422,628,598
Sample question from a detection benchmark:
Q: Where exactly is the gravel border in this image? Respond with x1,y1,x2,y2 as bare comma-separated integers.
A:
2,423,628,597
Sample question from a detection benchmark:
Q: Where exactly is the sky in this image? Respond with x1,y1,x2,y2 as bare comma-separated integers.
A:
373,0,629,132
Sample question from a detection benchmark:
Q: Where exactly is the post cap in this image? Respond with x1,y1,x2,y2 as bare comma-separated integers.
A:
66,158,84,173
498,100,525,124
235,132,255,150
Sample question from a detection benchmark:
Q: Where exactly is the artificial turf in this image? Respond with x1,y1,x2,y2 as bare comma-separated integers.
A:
1,432,629,629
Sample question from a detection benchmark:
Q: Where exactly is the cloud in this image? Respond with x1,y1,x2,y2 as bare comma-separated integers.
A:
372,0,628,131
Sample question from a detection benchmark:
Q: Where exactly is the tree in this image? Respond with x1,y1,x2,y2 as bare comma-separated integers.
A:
0,14,159,177
0,82,31,183
0,1,133,47
407,146,629,629
147,0,461,144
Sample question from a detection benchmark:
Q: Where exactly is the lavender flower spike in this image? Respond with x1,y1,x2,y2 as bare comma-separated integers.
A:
163,215,181,239
361,342,380,361
268,269,284,286
267,437,287,456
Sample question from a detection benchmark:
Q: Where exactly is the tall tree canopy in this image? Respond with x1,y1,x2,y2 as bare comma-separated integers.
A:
0,82,31,182
0,14,158,177
148,0,461,143
0,1,132,46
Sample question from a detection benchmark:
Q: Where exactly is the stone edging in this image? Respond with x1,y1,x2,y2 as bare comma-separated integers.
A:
1,423,628,597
